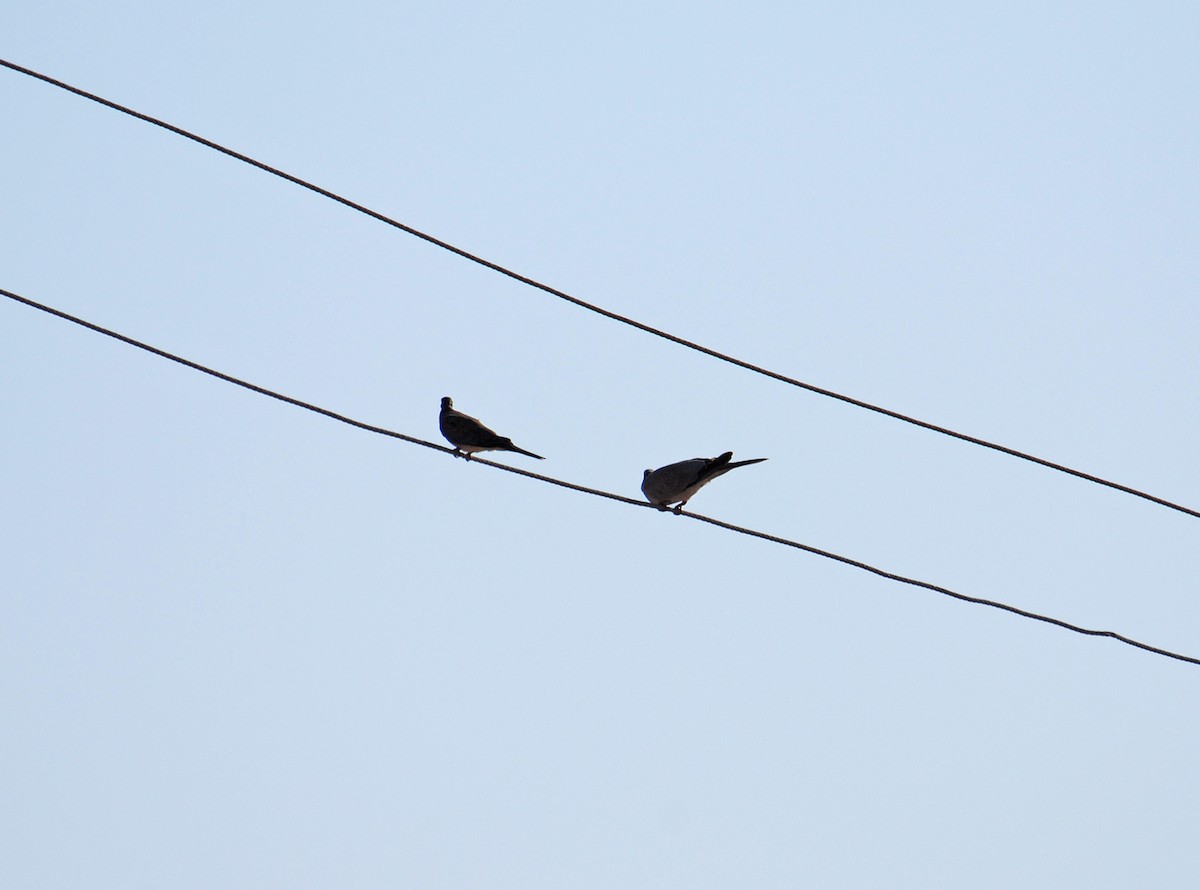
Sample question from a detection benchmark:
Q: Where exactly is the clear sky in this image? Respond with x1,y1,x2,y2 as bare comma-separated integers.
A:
3,2,1198,887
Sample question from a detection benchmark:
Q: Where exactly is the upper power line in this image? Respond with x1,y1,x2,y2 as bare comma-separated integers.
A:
2,57,1196,521
3,284,1197,668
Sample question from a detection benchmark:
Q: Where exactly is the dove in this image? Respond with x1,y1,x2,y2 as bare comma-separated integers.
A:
641,451,766,512
438,396,544,460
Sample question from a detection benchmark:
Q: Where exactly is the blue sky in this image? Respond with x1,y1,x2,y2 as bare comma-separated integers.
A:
3,2,1198,887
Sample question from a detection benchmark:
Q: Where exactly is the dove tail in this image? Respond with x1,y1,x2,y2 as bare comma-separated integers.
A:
727,457,768,470
508,444,545,460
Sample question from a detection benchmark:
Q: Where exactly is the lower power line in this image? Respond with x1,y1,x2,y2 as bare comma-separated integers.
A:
4,287,1195,667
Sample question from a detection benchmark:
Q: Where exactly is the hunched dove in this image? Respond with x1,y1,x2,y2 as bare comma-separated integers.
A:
641,451,766,512
439,396,544,460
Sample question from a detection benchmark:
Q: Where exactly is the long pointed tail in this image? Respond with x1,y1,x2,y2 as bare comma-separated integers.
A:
727,457,767,470
506,443,545,460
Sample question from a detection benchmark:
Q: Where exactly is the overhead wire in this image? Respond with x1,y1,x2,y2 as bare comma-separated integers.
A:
3,285,1197,668
2,57,1196,521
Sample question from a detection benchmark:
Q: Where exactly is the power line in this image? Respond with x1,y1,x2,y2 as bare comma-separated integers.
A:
4,285,1196,668
2,57,1196,522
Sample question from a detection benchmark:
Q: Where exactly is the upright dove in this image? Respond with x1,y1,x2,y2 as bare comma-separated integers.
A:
438,396,544,460
641,451,766,512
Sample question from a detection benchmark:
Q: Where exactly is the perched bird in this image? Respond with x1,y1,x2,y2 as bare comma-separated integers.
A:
641,451,766,512
438,396,544,460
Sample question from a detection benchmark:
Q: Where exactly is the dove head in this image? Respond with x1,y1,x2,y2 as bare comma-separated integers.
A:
441,396,453,410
